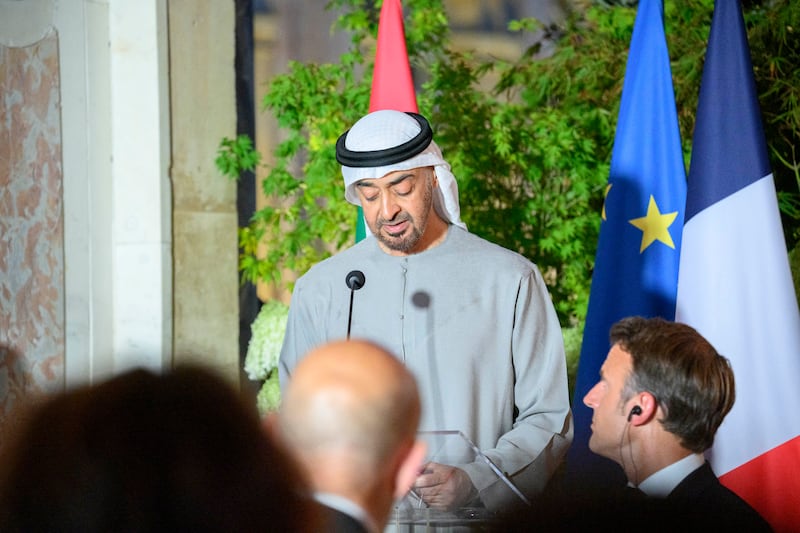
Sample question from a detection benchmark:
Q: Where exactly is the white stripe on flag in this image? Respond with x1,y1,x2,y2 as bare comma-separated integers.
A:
676,174,800,476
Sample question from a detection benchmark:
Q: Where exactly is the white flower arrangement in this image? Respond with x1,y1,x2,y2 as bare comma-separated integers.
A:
244,299,289,414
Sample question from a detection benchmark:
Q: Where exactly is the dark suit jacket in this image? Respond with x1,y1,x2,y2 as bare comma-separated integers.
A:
318,504,369,533
666,461,772,532
489,462,773,532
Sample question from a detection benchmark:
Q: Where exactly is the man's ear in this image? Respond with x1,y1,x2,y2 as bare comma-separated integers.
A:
629,392,658,426
393,440,427,500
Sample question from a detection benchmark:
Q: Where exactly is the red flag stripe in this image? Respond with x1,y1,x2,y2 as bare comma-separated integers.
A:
720,435,800,532
369,0,417,113
357,0,418,242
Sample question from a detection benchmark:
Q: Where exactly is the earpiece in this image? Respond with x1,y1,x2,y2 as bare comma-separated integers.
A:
627,405,642,422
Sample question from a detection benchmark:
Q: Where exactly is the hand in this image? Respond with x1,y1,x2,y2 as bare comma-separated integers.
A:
413,462,477,511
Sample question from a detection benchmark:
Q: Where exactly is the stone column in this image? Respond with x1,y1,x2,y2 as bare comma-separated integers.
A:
169,0,240,382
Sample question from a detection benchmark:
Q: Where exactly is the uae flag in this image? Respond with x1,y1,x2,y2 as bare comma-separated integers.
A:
675,1,800,530
355,0,419,241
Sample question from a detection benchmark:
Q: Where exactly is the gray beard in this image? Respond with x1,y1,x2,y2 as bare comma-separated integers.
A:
377,223,424,253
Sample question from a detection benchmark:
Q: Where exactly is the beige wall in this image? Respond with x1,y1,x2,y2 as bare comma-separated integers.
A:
0,0,241,411
169,0,240,382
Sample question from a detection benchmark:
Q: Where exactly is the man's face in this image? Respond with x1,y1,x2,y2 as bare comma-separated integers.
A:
355,166,436,255
583,344,633,463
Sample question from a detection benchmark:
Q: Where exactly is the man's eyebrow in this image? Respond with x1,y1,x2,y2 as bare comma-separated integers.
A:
356,173,416,189
388,172,415,186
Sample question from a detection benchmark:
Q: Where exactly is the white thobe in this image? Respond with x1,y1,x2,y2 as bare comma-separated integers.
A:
280,226,573,510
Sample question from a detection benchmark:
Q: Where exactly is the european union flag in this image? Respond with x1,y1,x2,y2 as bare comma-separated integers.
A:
566,0,687,489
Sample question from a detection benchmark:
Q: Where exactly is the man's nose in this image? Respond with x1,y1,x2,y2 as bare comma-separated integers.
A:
380,193,401,220
583,384,599,408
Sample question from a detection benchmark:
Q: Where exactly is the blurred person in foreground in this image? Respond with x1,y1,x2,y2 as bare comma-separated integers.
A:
0,364,318,532
274,339,426,533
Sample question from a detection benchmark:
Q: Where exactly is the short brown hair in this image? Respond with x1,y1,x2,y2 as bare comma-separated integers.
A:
610,316,735,453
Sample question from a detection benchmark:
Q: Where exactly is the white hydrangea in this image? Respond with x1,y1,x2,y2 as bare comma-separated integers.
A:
244,300,289,382
256,371,281,415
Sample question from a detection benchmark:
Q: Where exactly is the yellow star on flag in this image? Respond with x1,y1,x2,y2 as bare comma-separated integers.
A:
628,195,678,253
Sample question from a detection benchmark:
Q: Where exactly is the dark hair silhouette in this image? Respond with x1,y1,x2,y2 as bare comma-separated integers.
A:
0,365,318,532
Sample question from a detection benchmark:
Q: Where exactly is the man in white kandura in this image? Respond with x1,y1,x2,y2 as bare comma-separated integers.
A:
279,109,573,512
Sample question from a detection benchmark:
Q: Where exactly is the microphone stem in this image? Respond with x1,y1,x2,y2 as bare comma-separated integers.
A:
347,288,355,340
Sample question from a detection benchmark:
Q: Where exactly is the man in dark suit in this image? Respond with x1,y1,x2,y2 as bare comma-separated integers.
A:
581,316,771,531
273,339,426,533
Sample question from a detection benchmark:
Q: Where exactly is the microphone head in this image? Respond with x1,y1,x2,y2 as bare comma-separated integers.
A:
411,291,431,309
345,270,365,291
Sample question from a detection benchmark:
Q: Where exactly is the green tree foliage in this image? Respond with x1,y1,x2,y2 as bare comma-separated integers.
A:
746,0,800,247
217,0,799,330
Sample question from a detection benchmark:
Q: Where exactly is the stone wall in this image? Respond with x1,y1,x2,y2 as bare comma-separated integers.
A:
0,29,64,426
169,1,240,381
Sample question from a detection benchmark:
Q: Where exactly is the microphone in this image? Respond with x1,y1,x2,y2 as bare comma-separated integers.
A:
346,270,365,291
345,270,365,339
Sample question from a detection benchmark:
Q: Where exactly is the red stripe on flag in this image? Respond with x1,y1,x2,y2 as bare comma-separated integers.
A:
720,435,800,532
369,0,417,113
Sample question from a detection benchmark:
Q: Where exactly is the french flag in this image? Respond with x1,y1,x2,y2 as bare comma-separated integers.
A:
675,1,800,531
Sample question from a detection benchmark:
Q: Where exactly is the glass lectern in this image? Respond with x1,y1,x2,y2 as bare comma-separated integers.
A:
388,430,529,531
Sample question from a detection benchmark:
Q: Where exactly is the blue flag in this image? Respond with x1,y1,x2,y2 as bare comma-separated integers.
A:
566,0,687,488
